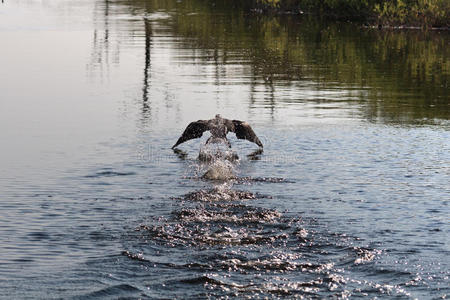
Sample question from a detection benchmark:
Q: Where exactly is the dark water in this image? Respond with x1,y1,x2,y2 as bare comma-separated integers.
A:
0,0,449,298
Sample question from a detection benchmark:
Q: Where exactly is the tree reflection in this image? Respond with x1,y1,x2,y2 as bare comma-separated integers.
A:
165,1,448,124
109,0,449,124
88,0,113,81
142,18,152,119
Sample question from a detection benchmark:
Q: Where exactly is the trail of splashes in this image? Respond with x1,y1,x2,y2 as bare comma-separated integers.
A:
136,138,390,297
180,179,274,201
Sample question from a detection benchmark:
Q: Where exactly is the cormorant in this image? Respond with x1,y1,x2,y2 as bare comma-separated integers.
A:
172,114,263,149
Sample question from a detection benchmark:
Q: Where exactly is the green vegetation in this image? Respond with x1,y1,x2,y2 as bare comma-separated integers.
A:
253,0,450,28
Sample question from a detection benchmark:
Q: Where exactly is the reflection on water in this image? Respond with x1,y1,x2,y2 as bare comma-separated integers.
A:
142,18,151,115
109,0,449,125
0,0,449,299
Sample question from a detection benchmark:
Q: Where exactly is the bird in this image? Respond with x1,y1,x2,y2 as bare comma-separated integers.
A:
172,114,263,149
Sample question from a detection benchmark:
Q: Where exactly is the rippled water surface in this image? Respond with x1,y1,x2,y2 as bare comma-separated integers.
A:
0,0,449,298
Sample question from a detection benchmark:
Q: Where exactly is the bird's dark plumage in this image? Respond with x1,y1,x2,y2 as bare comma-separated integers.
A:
172,115,263,149
172,120,209,149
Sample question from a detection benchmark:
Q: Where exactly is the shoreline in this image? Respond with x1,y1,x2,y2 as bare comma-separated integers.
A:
243,0,450,30
248,9,450,31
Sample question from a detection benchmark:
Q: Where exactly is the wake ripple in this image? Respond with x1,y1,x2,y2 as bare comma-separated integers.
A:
121,166,408,298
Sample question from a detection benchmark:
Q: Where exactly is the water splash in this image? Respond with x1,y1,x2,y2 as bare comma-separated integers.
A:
195,142,239,180
198,142,238,163
183,187,259,202
202,159,236,180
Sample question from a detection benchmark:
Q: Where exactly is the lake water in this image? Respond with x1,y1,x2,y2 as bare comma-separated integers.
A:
0,0,449,298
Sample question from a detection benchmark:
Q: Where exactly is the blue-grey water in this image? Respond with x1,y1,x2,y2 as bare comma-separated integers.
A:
0,0,449,298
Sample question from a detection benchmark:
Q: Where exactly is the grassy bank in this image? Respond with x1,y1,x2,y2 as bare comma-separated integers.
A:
251,0,449,28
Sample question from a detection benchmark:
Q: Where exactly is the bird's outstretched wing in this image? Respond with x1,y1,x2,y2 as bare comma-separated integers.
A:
231,120,263,148
172,120,209,149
